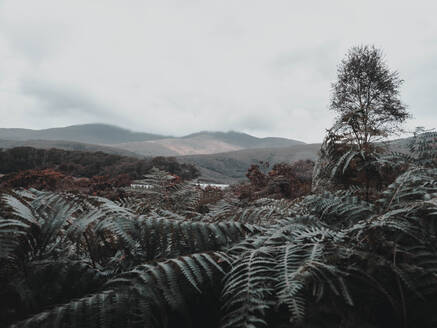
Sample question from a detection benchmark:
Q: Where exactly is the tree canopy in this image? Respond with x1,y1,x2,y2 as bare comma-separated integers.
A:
329,45,409,149
313,46,411,195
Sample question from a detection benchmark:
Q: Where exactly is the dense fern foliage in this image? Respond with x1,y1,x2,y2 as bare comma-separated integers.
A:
1,132,437,327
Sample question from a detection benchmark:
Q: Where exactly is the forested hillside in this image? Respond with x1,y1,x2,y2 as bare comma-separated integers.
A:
0,147,199,194
0,138,141,157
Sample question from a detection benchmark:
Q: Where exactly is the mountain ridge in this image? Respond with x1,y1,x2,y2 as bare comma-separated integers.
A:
0,123,168,145
0,123,305,156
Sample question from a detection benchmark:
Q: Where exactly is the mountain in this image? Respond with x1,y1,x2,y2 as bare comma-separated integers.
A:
114,131,304,156
0,124,304,156
0,124,167,145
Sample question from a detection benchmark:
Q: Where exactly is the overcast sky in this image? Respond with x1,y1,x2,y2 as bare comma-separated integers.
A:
0,0,436,143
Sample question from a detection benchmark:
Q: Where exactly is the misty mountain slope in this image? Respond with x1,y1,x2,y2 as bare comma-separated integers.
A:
115,136,241,156
110,140,180,157
179,143,321,183
182,131,304,148
115,131,304,156
0,124,167,145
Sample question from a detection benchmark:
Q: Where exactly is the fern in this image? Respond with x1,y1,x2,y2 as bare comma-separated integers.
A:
11,252,230,328
3,159,437,327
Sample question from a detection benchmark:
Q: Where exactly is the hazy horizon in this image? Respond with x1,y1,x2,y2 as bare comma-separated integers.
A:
0,122,309,141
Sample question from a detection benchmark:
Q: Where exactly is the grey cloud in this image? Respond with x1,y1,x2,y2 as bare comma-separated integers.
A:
20,79,111,117
5,27,66,62
0,8,69,62
233,112,277,131
271,42,340,79
0,0,436,142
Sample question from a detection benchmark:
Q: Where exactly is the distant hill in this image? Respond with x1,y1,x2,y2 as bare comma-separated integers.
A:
112,139,179,157
114,131,304,156
182,131,304,148
0,124,167,145
179,143,321,183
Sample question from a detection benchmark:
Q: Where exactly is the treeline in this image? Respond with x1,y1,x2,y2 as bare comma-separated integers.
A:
0,147,199,180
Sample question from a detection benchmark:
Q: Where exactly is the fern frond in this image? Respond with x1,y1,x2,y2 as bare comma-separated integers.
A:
11,252,229,328
135,215,259,261
221,247,277,328
330,149,360,178
377,167,437,211
0,217,30,259
301,191,374,227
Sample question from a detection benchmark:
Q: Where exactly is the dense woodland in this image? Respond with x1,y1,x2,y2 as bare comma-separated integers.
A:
1,46,437,327
0,147,199,188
